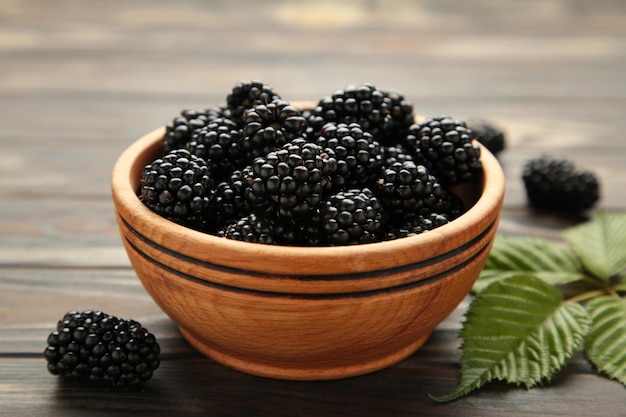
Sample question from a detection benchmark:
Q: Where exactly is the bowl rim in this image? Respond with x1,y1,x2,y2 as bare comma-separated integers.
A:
112,126,505,276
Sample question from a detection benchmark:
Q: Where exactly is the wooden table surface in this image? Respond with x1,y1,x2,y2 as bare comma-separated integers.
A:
1,0,625,415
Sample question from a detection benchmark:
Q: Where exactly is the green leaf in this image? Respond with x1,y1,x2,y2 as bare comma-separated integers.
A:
473,235,584,293
562,211,626,281
431,275,590,402
585,296,626,385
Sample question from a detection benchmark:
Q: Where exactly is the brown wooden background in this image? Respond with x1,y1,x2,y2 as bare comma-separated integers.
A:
1,0,625,415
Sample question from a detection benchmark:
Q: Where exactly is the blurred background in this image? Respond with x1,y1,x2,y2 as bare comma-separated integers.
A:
2,0,624,205
1,0,624,273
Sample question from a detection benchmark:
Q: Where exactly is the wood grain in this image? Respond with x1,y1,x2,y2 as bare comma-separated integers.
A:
1,0,625,414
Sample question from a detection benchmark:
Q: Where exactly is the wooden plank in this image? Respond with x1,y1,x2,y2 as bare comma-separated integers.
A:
0,201,610,269
0,267,470,354
1,95,624,208
0,352,623,417
1,197,623,269
0,268,163,342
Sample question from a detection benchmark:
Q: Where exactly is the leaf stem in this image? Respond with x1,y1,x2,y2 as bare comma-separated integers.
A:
581,274,606,288
566,289,611,304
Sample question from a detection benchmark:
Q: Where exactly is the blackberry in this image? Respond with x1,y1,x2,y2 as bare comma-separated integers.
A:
212,168,252,228
404,116,482,185
522,156,600,212
384,89,416,140
243,138,337,221
374,161,450,219
318,188,385,245
226,80,281,125
44,310,160,389
219,213,278,244
187,117,246,178
164,107,226,152
241,99,307,162
469,119,506,156
315,122,383,188
439,189,466,221
218,212,304,245
385,212,451,239
140,148,214,231
308,83,414,145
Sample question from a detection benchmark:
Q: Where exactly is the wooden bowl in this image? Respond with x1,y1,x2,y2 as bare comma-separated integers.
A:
111,126,505,381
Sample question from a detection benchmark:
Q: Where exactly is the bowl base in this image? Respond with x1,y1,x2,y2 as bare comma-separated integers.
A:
178,326,432,381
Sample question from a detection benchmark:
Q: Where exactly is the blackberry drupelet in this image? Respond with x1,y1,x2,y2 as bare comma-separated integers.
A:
382,145,414,166
469,119,506,156
226,80,281,125
164,107,226,152
315,122,383,188
522,156,600,212
241,99,307,162
187,117,246,179
318,188,385,245
44,310,160,389
140,148,214,231
374,160,450,219
404,116,482,185
243,138,337,221
308,83,414,145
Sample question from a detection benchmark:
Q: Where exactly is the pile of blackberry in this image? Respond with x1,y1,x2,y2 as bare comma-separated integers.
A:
139,80,490,245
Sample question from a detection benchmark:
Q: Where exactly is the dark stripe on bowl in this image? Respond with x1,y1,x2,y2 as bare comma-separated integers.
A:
119,214,495,282
124,232,490,300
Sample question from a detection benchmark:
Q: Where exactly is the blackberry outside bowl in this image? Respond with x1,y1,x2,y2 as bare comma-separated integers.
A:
111,125,505,381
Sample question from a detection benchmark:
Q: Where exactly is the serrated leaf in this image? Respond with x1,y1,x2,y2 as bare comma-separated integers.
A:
562,211,626,281
473,235,584,293
585,296,626,385
431,275,590,402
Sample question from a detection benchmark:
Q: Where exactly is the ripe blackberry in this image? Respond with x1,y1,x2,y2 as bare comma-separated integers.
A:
212,168,252,229
243,138,337,221
319,188,385,245
140,148,214,231
374,161,449,218
226,80,281,125
439,189,466,220
164,107,226,152
522,156,600,212
44,310,160,389
469,119,506,156
315,122,383,188
241,99,307,162
385,212,451,239
384,89,416,140
219,213,278,244
404,116,482,185
219,211,307,244
187,117,246,179
308,83,414,145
